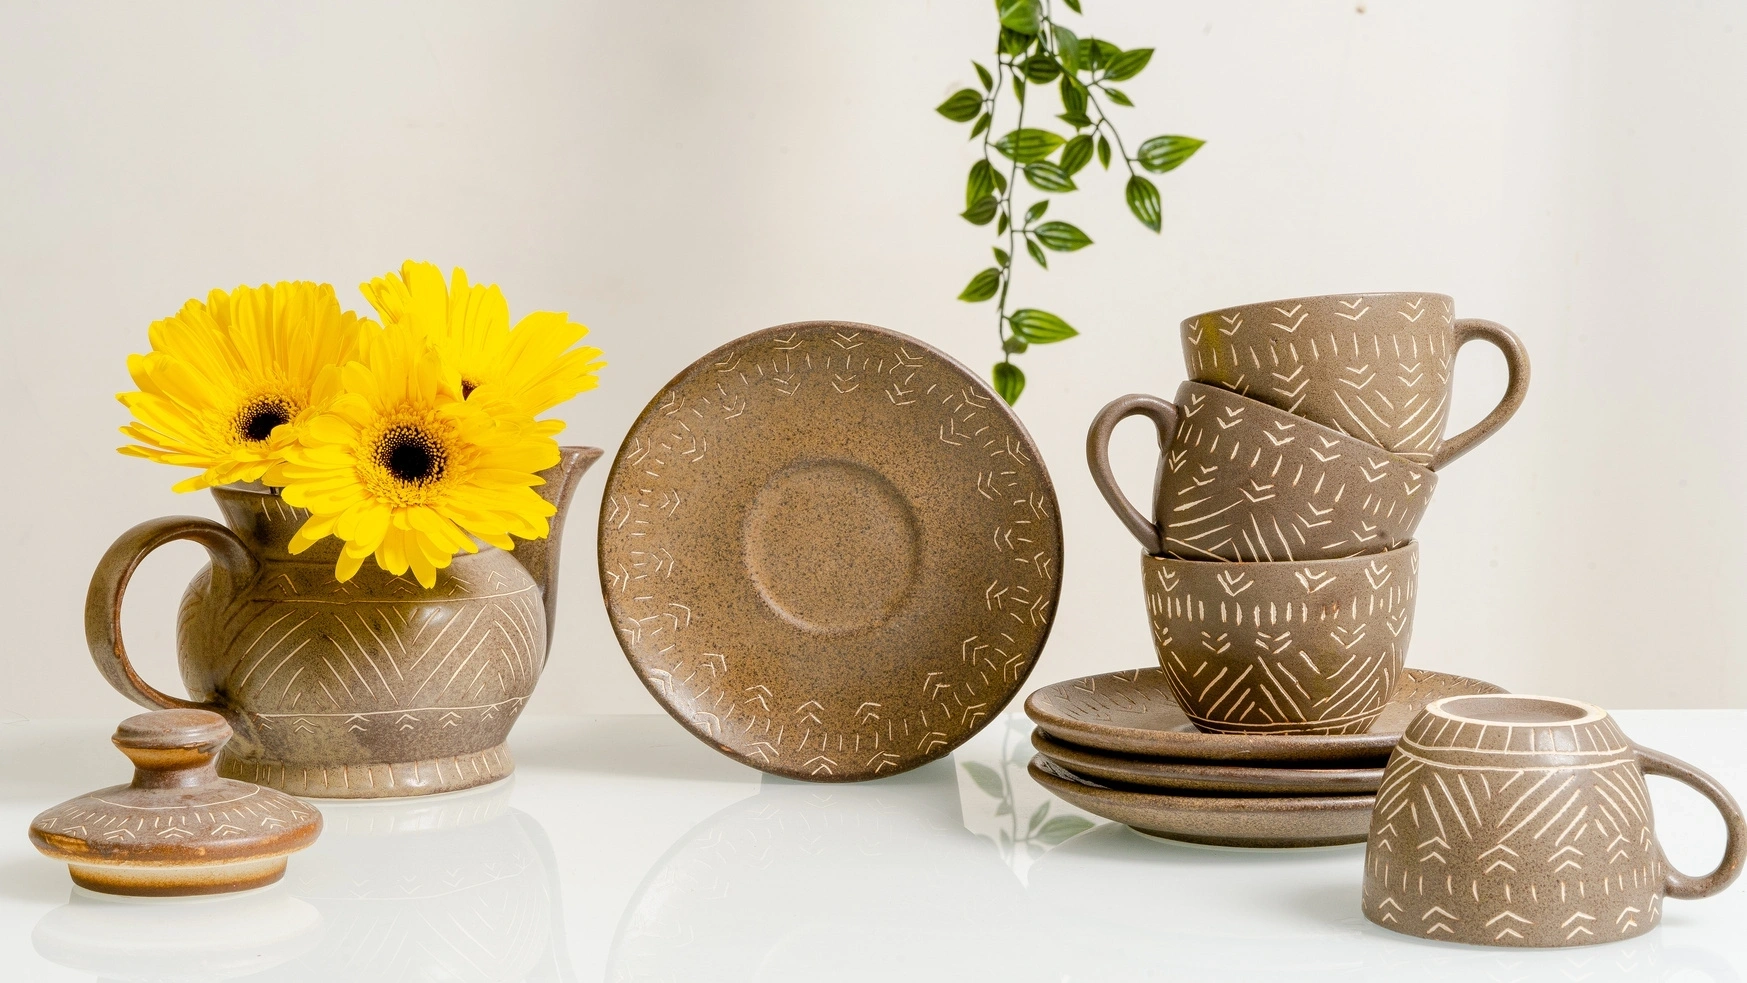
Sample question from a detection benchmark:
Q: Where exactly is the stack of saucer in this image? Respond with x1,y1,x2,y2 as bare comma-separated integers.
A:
1025,667,1506,847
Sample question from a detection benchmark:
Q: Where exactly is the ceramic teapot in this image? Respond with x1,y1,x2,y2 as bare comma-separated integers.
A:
86,446,600,799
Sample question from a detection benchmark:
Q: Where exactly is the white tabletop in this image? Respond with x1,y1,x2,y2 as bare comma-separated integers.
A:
1,709,1741,982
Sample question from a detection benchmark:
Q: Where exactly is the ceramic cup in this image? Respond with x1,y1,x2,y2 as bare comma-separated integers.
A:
1363,694,1745,948
1180,292,1529,469
1089,382,1436,561
1141,541,1416,736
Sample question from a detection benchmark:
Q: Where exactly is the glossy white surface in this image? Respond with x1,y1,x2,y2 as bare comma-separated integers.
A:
1,710,1741,982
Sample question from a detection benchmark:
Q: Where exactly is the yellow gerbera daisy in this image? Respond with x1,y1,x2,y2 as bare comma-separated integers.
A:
117,281,367,492
277,319,562,588
360,260,604,423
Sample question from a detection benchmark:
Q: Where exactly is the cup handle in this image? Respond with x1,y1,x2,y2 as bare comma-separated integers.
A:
1635,744,1747,900
85,516,257,713
1086,394,1180,556
1429,318,1531,470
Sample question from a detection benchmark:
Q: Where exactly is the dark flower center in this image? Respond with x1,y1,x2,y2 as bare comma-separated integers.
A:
234,397,296,444
376,426,447,485
461,378,479,398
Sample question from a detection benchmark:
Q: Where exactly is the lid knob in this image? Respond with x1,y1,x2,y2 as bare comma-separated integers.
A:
111,707,233,789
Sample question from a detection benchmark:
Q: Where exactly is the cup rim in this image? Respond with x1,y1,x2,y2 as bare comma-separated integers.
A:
1422,693,1607,728
1176,381,1438,480
1179,291,1455,331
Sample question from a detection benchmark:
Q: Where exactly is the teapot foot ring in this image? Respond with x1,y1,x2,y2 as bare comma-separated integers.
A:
218,743,515,799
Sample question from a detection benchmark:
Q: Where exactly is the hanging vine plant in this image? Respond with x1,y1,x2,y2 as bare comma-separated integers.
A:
937,0,1204,404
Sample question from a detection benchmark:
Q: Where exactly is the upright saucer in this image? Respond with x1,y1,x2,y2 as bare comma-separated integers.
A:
1026,667,1505,764
599,321,1063,782
1029,757,1374,848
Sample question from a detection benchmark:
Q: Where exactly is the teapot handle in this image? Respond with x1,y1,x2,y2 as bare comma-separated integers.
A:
1635,744,1747,900
85,516,256,713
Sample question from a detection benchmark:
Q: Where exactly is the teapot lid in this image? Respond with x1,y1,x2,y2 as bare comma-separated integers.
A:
28,709,323,896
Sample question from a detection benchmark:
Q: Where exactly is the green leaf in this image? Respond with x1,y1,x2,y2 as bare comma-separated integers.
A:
1126,174,1161,231
1036,814,1095,844
1097,134,1112,168
1013,76,1026,104
993,128,1065,163
936,88,984,122
961,760,1006,797
1024,199,1049,223
967,159,995,207
1103,86,1133,107
1025,237,1048,268
993,246,1010,266
1061,0,1082,12
1057,111,1093,129
1002,335,1029,354
962,195,999,225
997,0,1041,35
1053,24,1082,72
1000,27,1032,56
974,61,994,91
1136,135,1205,173
1022,54,1060,83
1060,134,1094,175
958,267,1002,302
991,169,1007,193
1087,38,1122,71
1011,308,1079,343
1034,220,1092,251
993,362,1025,404
1060,76,1087,116
970,113,991,139
997,210,1010,234
1023,161,1077,192
1104,47,1154,81
1027,801,1051,833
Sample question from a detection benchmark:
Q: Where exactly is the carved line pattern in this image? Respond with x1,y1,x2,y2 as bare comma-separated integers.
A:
1185,296,1456,464
1366,730,1665,944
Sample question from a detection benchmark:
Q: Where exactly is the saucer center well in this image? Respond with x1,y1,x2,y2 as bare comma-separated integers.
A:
743,459,920,635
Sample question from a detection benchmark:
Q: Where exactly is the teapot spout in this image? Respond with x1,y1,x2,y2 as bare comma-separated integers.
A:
517,445,603,648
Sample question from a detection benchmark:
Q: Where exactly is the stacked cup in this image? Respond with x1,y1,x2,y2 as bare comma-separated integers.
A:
1086,292,1529,737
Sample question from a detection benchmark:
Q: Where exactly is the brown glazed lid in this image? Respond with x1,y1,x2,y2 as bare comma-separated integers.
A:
28,708,322,896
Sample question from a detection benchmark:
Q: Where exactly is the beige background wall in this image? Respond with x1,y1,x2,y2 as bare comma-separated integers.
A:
1,1,1743,720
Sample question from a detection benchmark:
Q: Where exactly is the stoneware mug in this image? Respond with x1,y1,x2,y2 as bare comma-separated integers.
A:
1143,541,1416,735
1363,693,1745,948
1180,292,1530,469
1088,381,1436,561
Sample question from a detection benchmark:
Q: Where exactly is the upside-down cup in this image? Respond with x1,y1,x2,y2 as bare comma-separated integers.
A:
1142,542,1417,735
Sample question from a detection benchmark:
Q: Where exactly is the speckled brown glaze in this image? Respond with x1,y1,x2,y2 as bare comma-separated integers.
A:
1143,542,1418,735
1180,293,1530,469
1088,383,1436,561
1029,729,1384,795
1029,756,1374,848
85,447,599,799
1363,694,1746,947
1025,666,1505,764
29,709,322,895
599,321,1063,782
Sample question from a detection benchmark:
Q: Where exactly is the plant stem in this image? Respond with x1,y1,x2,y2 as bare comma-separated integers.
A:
993,56,1027,366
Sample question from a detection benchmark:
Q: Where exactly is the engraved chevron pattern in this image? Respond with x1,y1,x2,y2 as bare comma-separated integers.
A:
600,322,1062,782
1181,294,1459,464
1363,705,1669,947
1157,383,1436,562
1144,544,1416,734
171,490,552,799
